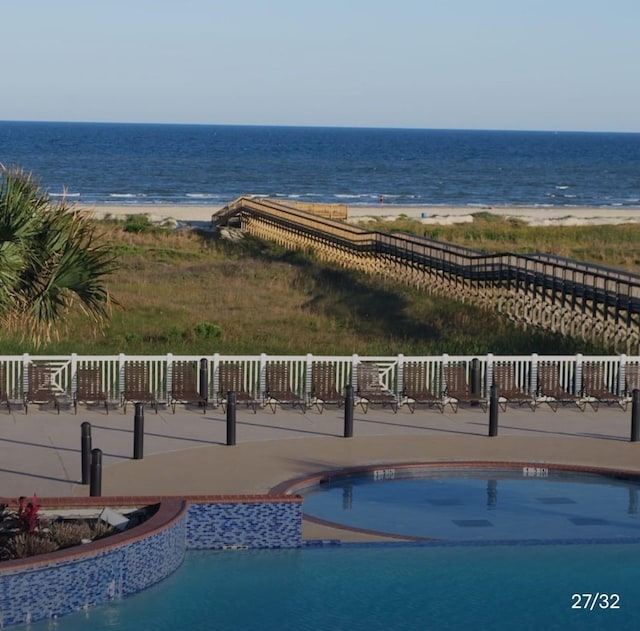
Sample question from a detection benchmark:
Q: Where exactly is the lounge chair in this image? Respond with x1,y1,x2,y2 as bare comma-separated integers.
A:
401,361,444,413
580,361,625,412
265,362,306,413
0,363,11,413
24,363,61,414
356,363,398,413
443,364,487,412
74,366,109,414
170,361,207,413
310,362,345,413
122,361,158,414
491,362,536,412
218,362,260,413
535,362,585,412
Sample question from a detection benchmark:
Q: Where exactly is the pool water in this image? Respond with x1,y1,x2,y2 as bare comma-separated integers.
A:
28,545,638,630
301,469,640,542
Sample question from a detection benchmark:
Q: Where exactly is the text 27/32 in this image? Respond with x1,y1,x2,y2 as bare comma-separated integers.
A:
571,593,620,610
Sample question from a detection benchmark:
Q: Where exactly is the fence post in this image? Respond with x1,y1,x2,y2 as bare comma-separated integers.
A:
89,448,102,497
631,389,640,442
488,384,499,437
81,422,92,485
133,402,144,459
344,384,354,438
226,390,237,446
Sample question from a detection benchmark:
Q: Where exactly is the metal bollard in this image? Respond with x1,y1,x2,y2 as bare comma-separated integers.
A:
631,389,640,442
133,402,144,459
470,358,481,405
89,448,102,497
81,422,92,485
226,390,237,446
199,358,208,402
344,384,354,438
488,384,499,437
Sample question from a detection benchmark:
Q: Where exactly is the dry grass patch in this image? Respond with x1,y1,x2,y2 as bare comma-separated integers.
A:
0,221,612,355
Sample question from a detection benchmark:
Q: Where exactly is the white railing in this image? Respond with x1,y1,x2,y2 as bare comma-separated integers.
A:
2,352,639,409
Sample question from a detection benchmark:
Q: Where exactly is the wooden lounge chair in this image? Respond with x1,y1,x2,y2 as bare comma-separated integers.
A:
122,362,158,414
443,364,487,412
535,362,585,412
265,362,306,413
491,362,536,412
356,364,398,414
24,363,61,414
218,362,259,413
580,361,625,412
74,366,109,414
0,363,11,413
170,361,207,413
310,362,345,413
401,361,444,413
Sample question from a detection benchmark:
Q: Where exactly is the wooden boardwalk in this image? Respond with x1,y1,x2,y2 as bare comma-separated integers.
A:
214,197,640,352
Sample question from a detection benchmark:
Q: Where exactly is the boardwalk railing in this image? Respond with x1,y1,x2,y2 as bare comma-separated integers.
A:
213,197,640,352
2,352,638,411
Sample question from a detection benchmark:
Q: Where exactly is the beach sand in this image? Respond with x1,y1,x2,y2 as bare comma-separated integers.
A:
82,203,640,227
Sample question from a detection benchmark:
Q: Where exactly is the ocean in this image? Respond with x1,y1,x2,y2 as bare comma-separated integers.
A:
0,121,638,209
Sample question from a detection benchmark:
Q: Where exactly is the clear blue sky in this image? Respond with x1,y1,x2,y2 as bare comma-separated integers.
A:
2,0,639,132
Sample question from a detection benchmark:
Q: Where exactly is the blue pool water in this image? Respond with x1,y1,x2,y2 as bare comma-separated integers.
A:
27,545,639,630
301,469,640,543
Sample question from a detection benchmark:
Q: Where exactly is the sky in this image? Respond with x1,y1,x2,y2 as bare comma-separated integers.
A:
2,0,639,132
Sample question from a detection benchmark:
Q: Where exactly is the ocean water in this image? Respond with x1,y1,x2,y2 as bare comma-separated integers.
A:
1,121,639,209
27,546,640,631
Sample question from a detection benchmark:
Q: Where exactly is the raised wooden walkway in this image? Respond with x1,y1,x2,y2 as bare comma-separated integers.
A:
213,197,640,352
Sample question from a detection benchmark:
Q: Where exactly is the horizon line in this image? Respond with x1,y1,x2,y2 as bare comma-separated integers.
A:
1,119,638,135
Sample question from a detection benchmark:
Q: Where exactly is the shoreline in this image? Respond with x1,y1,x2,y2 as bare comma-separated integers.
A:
80,203,640,227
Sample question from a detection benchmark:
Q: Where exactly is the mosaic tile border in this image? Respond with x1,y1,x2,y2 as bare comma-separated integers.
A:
0,494,303,628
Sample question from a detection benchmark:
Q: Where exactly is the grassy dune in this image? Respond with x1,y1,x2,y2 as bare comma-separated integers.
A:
0,216,623,356
365,212,640,274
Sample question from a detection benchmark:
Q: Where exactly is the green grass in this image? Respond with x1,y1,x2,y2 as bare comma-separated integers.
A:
0,218,622,356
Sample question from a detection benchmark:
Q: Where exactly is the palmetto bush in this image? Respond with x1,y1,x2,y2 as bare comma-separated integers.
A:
0,165,118,345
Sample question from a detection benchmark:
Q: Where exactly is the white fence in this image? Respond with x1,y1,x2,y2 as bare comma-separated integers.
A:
2,352,639,409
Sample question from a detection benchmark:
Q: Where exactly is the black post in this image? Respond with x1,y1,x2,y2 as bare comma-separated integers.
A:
199,358,208,401
344,384,354,438
133,402,144,459
631,389,640,442
89,448,102,497
226,390,237,446
488,384,499,437
81,422,92,485
471,358,481,404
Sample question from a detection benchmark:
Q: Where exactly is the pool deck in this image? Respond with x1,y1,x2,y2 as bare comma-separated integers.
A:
2,399,639,541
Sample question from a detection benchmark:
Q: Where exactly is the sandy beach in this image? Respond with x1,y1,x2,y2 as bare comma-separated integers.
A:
82,203,640,227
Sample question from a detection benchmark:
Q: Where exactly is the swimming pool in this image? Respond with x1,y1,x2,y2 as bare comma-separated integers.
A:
297,466,640,542
27,545,638,630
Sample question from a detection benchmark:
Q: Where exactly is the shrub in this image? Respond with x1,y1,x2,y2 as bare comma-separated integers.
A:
49,521,92,548
8,533,59,559
193,322,222,339
123,214,154,234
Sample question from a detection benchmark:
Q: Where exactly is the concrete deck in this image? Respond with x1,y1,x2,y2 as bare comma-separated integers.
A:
2,399,639,540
